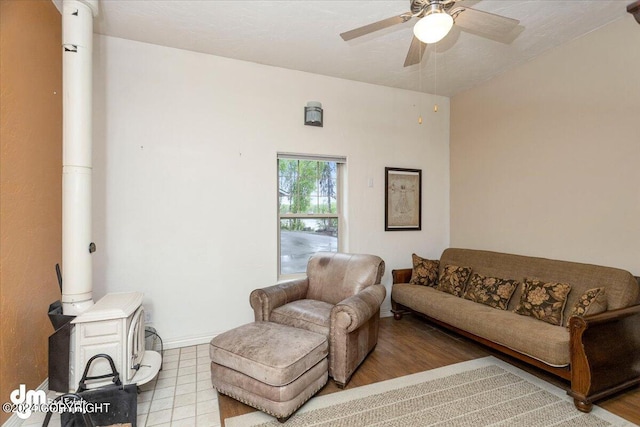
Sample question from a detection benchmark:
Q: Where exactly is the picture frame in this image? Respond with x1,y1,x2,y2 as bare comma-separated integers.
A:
385,167,422,231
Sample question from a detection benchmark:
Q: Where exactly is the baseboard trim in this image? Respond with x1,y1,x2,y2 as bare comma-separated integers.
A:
162,310,394,350
163,333,219,350
2,378,48,427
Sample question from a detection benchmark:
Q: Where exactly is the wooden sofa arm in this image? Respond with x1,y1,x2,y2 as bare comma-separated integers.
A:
392,268,412,284
569,304,640,412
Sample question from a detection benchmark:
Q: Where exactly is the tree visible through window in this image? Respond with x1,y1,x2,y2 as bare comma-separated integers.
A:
278,155,344,276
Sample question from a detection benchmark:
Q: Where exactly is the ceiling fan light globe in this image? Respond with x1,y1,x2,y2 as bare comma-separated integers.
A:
413,12,454,44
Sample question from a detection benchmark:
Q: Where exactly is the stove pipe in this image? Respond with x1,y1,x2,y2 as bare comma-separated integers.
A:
61,0,98,315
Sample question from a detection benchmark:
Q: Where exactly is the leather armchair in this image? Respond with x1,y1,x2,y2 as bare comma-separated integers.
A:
250,252,386,387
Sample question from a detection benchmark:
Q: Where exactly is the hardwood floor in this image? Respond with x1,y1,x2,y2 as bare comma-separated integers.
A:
217,316,640,425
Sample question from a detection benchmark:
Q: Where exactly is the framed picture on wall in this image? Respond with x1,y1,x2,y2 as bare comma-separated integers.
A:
385,167,422,231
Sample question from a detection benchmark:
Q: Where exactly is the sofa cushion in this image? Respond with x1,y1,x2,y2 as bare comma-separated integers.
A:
565,287,608,327
409,254,439,287
514,278,572,326
437,264,472,297
392,283,570,366
463,273,519,310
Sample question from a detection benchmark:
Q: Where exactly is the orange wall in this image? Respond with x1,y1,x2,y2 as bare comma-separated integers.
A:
0,0,62,422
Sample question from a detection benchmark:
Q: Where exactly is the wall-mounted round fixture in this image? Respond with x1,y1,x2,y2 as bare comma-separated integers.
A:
304,102,323,127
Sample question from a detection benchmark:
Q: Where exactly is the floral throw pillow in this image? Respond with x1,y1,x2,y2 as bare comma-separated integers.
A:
437,265,472,297
565,287,607,328
513,278,572,326
463,273,519,310
409,254,439,287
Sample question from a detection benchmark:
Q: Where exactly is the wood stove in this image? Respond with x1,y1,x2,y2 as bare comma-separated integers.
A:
69,292,161,390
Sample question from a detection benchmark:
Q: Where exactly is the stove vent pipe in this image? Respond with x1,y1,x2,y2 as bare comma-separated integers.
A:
62,0,98,316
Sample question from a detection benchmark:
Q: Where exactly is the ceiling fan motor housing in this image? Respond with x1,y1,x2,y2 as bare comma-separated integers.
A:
411,0,457,16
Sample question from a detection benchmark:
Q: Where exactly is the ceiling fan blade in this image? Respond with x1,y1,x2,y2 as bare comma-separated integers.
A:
404,36,427,67
453,7,520,43
340,13,412,41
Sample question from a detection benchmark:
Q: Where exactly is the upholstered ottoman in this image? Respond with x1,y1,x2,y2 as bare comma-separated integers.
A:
209,322,328,422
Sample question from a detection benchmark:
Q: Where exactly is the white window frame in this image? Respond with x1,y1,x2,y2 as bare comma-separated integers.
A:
277,153,346,279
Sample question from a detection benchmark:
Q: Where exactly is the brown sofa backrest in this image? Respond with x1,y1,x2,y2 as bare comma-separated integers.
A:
440,248,639,314
306,252,385,305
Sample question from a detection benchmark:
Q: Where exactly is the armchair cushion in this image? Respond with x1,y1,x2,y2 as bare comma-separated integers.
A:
306,252,385,305
271,299,333,336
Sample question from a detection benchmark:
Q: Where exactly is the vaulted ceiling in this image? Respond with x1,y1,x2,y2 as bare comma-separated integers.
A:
84,1,630,96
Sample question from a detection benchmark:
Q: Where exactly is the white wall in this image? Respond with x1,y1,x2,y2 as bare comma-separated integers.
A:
450,16,640,275
92,35,450,347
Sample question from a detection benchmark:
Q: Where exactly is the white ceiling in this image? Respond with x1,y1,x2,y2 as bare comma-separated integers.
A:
87,0,630,96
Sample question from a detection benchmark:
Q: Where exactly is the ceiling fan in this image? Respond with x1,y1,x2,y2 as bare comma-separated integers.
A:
340,0,520,67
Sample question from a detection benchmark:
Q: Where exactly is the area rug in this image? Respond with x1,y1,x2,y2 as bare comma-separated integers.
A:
225,356,636,427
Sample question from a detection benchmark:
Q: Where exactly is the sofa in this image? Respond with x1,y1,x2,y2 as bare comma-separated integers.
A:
391,248,640,412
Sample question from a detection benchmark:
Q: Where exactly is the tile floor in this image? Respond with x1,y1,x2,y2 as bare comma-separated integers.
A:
20,344,221,427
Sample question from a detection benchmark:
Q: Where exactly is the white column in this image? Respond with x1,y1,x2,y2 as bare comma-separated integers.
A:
62,0,98,315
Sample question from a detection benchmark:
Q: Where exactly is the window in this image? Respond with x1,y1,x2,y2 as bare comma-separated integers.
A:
277,153,345,276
